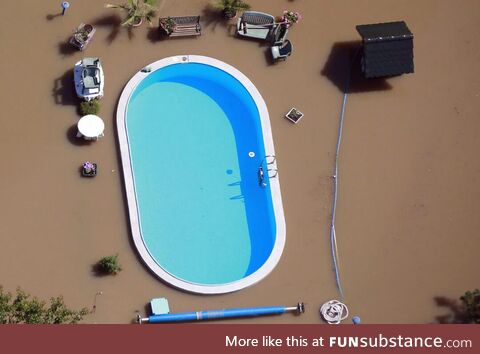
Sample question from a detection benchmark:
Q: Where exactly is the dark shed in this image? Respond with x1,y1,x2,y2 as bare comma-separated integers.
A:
356,21,414,78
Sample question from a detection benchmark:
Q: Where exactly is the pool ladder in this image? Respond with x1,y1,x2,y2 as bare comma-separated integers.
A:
258,155,278,187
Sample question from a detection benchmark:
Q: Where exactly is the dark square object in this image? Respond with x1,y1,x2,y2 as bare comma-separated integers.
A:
356,21,414,78
285,108,304,124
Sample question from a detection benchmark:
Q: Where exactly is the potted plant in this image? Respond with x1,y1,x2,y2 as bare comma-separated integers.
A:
70,23,97,50
74,24,94,43
279,10,302,27
159,17,176,35
105,0,157,27
82,161,97,177
211,0,251,20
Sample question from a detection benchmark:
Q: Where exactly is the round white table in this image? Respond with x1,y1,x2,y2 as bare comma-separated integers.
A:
77,114,105,140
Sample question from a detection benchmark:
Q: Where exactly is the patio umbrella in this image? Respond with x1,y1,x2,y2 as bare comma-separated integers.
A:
77,114,105,140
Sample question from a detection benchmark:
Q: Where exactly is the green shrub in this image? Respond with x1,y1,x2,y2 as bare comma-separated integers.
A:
461,289,480,324
98,254,122,275
0,286,89,324
80,99,100,115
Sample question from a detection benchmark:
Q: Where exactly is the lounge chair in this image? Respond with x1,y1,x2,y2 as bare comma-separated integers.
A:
236,11,276,40
271,39,293,61
272,23,289,44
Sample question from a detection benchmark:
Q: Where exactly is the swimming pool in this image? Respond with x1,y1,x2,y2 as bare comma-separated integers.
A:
117,56,285,294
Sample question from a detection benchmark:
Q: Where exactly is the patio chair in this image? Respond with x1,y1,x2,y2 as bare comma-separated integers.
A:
236,11,276,40
271,40,293,61
272,23,289,44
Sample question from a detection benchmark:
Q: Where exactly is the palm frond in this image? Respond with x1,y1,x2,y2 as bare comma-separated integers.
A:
210,0,250,12
106,0,158,27
144,10,156,25
121,15,137,26
105,3,128,10
210,0,230,10
235,2,251,11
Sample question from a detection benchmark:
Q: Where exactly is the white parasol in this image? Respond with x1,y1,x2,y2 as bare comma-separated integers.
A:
77,114,105,139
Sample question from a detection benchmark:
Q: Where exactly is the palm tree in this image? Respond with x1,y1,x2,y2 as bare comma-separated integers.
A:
105,0,157,27
211,0,251,20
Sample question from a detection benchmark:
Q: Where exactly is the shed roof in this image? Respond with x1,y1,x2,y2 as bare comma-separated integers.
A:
356,21,414,78
356,21,413,42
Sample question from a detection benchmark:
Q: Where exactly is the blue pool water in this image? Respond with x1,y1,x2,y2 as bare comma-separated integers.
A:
126,63,276,285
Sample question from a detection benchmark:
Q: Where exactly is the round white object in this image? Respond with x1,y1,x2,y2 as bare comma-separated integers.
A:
78,115,105,138
248,152,255,157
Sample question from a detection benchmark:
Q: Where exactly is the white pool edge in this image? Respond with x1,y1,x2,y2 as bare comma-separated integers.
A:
117,55,286,294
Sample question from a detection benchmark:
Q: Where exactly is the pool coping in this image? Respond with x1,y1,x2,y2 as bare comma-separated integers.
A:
117,55,286,294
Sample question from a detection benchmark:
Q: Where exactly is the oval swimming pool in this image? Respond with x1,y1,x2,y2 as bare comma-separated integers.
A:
117,56,285,294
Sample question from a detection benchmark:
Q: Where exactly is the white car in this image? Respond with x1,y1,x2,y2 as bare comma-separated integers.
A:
74,57,104,101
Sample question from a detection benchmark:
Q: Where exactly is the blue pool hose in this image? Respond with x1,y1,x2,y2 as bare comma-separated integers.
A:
330,48,361,298
138,302,305,324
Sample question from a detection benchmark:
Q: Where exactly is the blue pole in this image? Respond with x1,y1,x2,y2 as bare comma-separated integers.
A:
139,303,304,324
61,2,70,16
352,316,361,325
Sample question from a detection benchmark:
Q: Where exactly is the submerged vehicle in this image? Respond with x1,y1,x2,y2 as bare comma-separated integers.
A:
74,57,104,101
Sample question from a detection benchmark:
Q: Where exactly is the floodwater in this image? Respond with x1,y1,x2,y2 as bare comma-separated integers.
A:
0,0,479,323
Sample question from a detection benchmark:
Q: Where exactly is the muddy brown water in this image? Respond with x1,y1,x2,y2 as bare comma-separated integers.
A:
0,0,479,323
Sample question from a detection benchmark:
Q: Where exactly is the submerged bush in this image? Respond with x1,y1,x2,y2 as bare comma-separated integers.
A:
80,99,100,115
0,286,89,324
461,289,480,324
97,254,122,275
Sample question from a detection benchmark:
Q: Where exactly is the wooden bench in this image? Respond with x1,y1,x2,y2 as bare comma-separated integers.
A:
159,16,201,37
